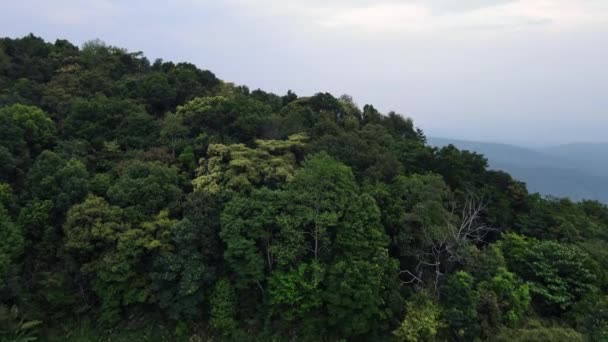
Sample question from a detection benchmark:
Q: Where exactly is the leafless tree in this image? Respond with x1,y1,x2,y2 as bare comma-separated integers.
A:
400,191,496,292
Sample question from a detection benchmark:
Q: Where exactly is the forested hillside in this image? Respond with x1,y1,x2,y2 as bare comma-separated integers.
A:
2,34,608,341
428,137,608,202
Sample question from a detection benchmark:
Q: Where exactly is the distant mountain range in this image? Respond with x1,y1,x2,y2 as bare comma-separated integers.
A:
428,137,608,203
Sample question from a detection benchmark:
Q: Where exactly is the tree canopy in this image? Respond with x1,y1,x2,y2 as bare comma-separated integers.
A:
1,34,607,341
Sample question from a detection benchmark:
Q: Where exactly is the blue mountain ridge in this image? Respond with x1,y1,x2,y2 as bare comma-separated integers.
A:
428,137,608,203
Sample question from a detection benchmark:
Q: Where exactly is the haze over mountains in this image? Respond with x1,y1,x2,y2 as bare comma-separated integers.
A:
428,138,608,203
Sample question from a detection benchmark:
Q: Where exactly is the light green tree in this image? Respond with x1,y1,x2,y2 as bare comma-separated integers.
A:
193,133,307,194
394,292,444,342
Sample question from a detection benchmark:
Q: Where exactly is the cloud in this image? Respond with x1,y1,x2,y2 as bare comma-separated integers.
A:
214,0,608,36
9,0,607,38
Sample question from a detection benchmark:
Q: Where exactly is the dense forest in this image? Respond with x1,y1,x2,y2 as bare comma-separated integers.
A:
1,34,608,341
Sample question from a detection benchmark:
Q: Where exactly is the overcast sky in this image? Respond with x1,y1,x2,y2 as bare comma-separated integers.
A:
2,0,608,145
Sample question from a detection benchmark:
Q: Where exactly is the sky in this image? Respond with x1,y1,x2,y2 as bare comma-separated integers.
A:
2,0,608,145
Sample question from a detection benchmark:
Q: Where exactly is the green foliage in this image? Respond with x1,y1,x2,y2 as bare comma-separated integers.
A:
0,183,15,216
160,112,188,155
268,261,324,335
193,133,306,194
281,152,359,264
219,153,398,338
17,199,56,268
0,305,42,342
0,104,56,185
150,219,211,320
43,317,182,342
325,192,398,338
63,195,123,260
182,191,225,263
495,323,583,342
3,34,608,341
441,271,480,341
476,267,531,338
90,172,111,196
394,292,444,342
177,145,196,171
515,196,608,242
176,94,272,142
0,104,55,156
0,205,24,289
107,160,182,217
220,188,280,288
466,246,531,333
27,150,90,213
325,257,389,337
568,295,608,341
370,173,453,256
64,197,179,323
432,145,488,190
62,195,128,323
500,233,598,314
63,95,156,149
209,278,238,337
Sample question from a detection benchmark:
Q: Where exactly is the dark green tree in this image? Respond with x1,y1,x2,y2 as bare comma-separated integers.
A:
107,160,183,217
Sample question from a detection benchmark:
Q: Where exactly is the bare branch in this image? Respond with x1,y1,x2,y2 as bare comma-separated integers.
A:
398,190,496,292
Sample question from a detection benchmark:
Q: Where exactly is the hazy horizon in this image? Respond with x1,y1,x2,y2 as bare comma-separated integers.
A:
3,0,607,145
429,135,608,149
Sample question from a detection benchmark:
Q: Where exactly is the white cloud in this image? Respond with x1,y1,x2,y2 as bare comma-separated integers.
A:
215,0,608,36
14,0,607,37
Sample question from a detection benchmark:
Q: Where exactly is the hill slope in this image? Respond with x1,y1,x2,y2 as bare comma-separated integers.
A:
3,34,608,341
428,137,608,202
